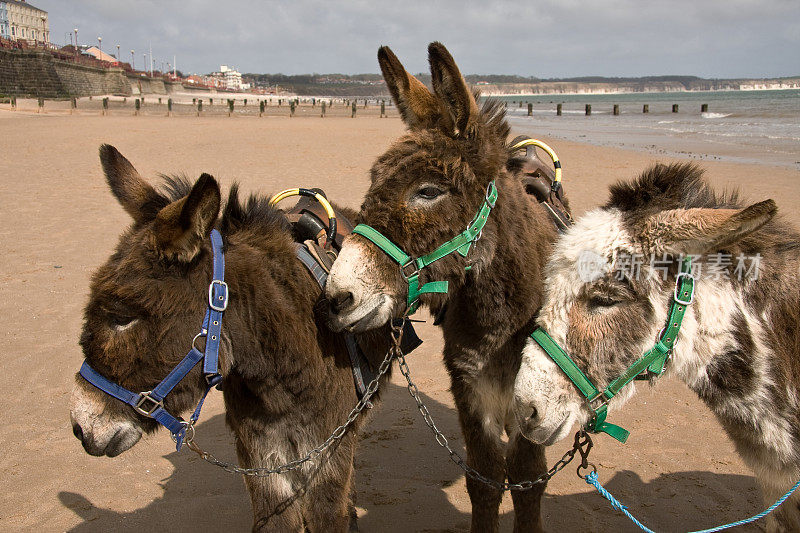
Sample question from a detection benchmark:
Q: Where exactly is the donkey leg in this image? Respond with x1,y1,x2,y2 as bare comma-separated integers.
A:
454,393,506,532
305,452,354,533
234,438,305,532
760,474,800,533
506,430,547,532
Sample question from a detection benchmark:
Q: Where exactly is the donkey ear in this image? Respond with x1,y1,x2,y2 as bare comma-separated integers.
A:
152,173,221,262
100,144,165,223
378,45,440,130
643,200,777,256
428,42,480,137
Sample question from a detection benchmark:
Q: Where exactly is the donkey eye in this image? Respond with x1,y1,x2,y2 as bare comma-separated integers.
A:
108,314,137,330
588,295,618,309
416,186,444,200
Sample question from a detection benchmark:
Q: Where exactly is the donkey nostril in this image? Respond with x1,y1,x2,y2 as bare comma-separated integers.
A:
330,291,354,314
528,406,539,423
72,423,84,442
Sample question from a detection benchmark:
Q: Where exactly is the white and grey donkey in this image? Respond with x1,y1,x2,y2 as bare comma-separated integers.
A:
513,162,800,532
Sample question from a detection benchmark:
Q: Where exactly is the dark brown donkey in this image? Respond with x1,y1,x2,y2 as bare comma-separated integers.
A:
69,145,400,532
325,43,564,532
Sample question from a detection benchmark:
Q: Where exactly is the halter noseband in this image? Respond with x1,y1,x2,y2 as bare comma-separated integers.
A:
78,229,227,450
352,181,498,315
530,258,695,443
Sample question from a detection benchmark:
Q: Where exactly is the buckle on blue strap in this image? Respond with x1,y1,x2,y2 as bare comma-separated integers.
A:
134,391,164,416
674,272,695,305
208,280,228,312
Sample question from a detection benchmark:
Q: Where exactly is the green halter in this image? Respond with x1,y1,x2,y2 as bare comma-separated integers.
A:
530,258,695,443
352,181,498,315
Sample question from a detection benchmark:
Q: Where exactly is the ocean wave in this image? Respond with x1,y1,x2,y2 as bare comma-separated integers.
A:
701,112,732,119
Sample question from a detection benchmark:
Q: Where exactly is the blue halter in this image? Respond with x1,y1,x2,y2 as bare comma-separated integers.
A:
79,229,228,450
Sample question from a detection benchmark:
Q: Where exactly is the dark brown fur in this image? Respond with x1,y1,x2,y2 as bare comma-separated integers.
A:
74,145,394,532
328,43,561,532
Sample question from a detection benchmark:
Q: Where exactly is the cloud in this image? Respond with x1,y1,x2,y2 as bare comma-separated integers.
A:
39,0,800,77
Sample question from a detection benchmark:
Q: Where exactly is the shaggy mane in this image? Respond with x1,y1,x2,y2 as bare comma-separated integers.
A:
476,90,511,140
605,162,742,213
156,175,290,238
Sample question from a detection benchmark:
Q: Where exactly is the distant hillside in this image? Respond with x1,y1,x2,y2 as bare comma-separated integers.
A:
242,72,800,96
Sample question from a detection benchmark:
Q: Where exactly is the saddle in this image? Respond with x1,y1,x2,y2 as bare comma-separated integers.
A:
280,190,422,400
510,135,573,232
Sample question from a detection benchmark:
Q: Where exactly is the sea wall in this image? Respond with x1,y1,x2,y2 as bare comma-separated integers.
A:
0,49,131,97
126,74,167,96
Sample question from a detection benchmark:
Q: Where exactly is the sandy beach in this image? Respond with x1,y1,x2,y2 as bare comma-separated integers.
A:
2,106,799,532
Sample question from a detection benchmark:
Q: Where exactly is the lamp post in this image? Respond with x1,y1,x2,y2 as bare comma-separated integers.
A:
74,28,78,59
97,36,102,59
131,49,135,70
116,44,119,62
143,53,147,75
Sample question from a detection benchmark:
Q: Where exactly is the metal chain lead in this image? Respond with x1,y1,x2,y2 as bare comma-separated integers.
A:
185,317,592,489
184,321,406,477
396,352,592,491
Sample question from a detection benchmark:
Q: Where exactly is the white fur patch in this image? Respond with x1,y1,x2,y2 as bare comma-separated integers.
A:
326,235,397,332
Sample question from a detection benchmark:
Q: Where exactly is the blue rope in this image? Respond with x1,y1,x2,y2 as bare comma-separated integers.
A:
585,470,800,532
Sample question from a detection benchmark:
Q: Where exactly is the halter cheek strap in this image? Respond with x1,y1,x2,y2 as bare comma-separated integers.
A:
79,229,227,450
530,258,695,443
352,181,498,315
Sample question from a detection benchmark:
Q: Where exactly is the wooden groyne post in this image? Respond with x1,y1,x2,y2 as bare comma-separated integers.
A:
556,103,562,116
643,104,649,113
11,95,16,110
259,100,265,117
321,100,326,118
613,104,619,116
135,98,140,116
102,97,108,116
38,97,44,113
197,100,202,116
701,103,708,112
380,100,385,118
228,99,234,117
167,98,173,117
351,101,356,118
70,97,77,114
672,104,679,113
527,103,533,116
585,104,591,116
290,100,296,117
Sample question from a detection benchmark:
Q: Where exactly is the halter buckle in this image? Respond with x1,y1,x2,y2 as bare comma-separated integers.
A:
400,259,419,281
485,183,497,208
587,391,609,411
134,391,163,416
674,272,695,305
208,280,228,312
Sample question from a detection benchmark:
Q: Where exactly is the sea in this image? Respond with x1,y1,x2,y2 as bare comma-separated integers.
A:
490,89,800,170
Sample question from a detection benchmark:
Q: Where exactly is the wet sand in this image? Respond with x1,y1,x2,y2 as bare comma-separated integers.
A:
1,107,798,532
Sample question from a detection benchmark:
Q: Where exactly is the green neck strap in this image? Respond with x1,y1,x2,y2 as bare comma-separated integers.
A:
352,181,498,314
530,258,695,443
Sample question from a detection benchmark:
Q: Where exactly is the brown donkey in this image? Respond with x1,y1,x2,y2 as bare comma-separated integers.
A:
325,43,563,532
69,145,400,532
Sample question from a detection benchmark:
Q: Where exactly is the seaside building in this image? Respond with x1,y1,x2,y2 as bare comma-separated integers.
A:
83,45,118,64
206,65,250,91
0,0,49,42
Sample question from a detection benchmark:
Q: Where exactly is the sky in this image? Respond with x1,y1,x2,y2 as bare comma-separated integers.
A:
39,0,800,79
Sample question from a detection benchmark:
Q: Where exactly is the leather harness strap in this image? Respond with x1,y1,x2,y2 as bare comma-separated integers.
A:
285,194,422,401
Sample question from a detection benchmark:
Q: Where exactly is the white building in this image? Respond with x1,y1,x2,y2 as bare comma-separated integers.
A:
220,65,243,91
0,0,49,42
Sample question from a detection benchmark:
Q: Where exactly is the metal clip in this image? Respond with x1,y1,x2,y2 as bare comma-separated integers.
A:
134,391,163,416
485,183,497,208
208,280,228,312
674,272,695,305
400,259,419,282
587,391,609,411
